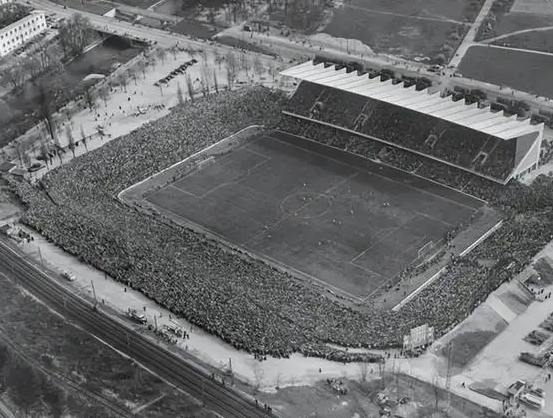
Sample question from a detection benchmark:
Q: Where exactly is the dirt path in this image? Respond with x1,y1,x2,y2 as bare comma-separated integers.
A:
342,4,470,25
481,25,553,43
449,0,496,67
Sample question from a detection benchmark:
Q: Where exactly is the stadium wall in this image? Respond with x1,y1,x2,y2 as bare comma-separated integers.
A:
282,110,510,184
511,125,543,181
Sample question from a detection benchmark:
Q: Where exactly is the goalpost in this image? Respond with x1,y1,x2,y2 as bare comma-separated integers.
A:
196,156,215,170
417,240,435,260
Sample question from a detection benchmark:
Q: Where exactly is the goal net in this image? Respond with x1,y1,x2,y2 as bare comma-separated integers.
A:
196,156,215,170
417,240,435,259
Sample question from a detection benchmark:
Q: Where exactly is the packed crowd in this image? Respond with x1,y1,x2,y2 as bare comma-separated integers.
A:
286,81,519,181
7,84,553,363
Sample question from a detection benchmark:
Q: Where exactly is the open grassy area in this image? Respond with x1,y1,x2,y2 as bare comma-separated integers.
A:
491,28,553,52
443,330,499,369
458,45,553,98
0,251,215,417
323,9,467,61
495,12,553,36
256,374,500,418
345,0,484,22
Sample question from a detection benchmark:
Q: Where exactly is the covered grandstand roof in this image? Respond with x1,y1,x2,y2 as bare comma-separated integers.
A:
280,61,540,140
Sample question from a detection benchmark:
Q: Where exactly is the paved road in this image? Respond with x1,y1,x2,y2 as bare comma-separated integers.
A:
26,0,254,51
449,0,496,68
0,400,16,418
0,239,275,418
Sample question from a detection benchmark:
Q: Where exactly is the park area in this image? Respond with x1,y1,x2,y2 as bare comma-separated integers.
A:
458,45,553,98
138,131,482,300
0,35,145,148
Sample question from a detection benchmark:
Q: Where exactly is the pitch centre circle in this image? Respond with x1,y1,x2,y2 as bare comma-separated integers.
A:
281,192,331,219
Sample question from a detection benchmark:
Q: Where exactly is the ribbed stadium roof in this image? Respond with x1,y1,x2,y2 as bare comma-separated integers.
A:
280,61,539,140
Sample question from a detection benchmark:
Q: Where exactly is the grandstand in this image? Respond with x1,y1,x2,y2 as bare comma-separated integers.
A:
280,61,544,184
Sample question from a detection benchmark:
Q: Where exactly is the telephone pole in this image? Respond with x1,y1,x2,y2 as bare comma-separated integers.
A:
445,343,453,411
91,280,98,307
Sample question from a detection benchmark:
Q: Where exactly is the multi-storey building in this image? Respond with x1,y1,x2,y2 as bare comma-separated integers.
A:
0,10,46,56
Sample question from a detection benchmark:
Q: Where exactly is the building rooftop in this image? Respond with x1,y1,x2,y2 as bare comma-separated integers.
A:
280,61,541,140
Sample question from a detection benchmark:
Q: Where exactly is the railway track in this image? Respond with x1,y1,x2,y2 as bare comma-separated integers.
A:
0,328,134,417
0,239,274,418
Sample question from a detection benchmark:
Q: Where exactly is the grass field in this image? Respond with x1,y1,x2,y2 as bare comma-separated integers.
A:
458,45,553,98
491,28,553,52
144,131,481,300
323,8,467,60
512,0,553,15
0,242,215,417
340,0,482,22
494,12,553,36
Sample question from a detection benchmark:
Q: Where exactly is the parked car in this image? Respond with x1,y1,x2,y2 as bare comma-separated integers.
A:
61,271,76,282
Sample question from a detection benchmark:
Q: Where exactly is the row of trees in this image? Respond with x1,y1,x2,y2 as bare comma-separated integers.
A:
0,13,94,92
11,39,280,169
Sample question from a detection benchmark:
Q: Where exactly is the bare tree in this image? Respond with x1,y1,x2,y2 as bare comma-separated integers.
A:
200,63,211,96
128,66,139,86
116,71,129,92
239,52,251,78
80,125,88,153
36,79,57,141
39,140,50,168
213,69,219,94
176,82,185,106
22,56,42,80
225,50,237,76
185,74,194,101
35,40,63,75
214,51,224,70
170,44,179,60
137,59,148,78
267,60,277,82
0,64,25,90
155,47,167,65
432,373,441,410
253,55,265,78
58,14,94,56
146,54,157,69
84,87,97,111
226,66,235,90
17,144,31,168
97,84,110,107
66,125,76,158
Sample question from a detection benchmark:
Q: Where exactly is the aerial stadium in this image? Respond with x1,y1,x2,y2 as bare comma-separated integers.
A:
9,58,549,363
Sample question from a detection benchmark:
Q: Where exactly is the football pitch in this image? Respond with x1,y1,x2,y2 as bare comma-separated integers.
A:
144,131,483,299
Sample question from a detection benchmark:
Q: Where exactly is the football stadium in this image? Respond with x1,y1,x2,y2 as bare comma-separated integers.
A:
123,59,541,302
9,60,553,363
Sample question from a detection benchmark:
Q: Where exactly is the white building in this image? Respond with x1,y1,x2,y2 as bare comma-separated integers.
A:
0,10,47,57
